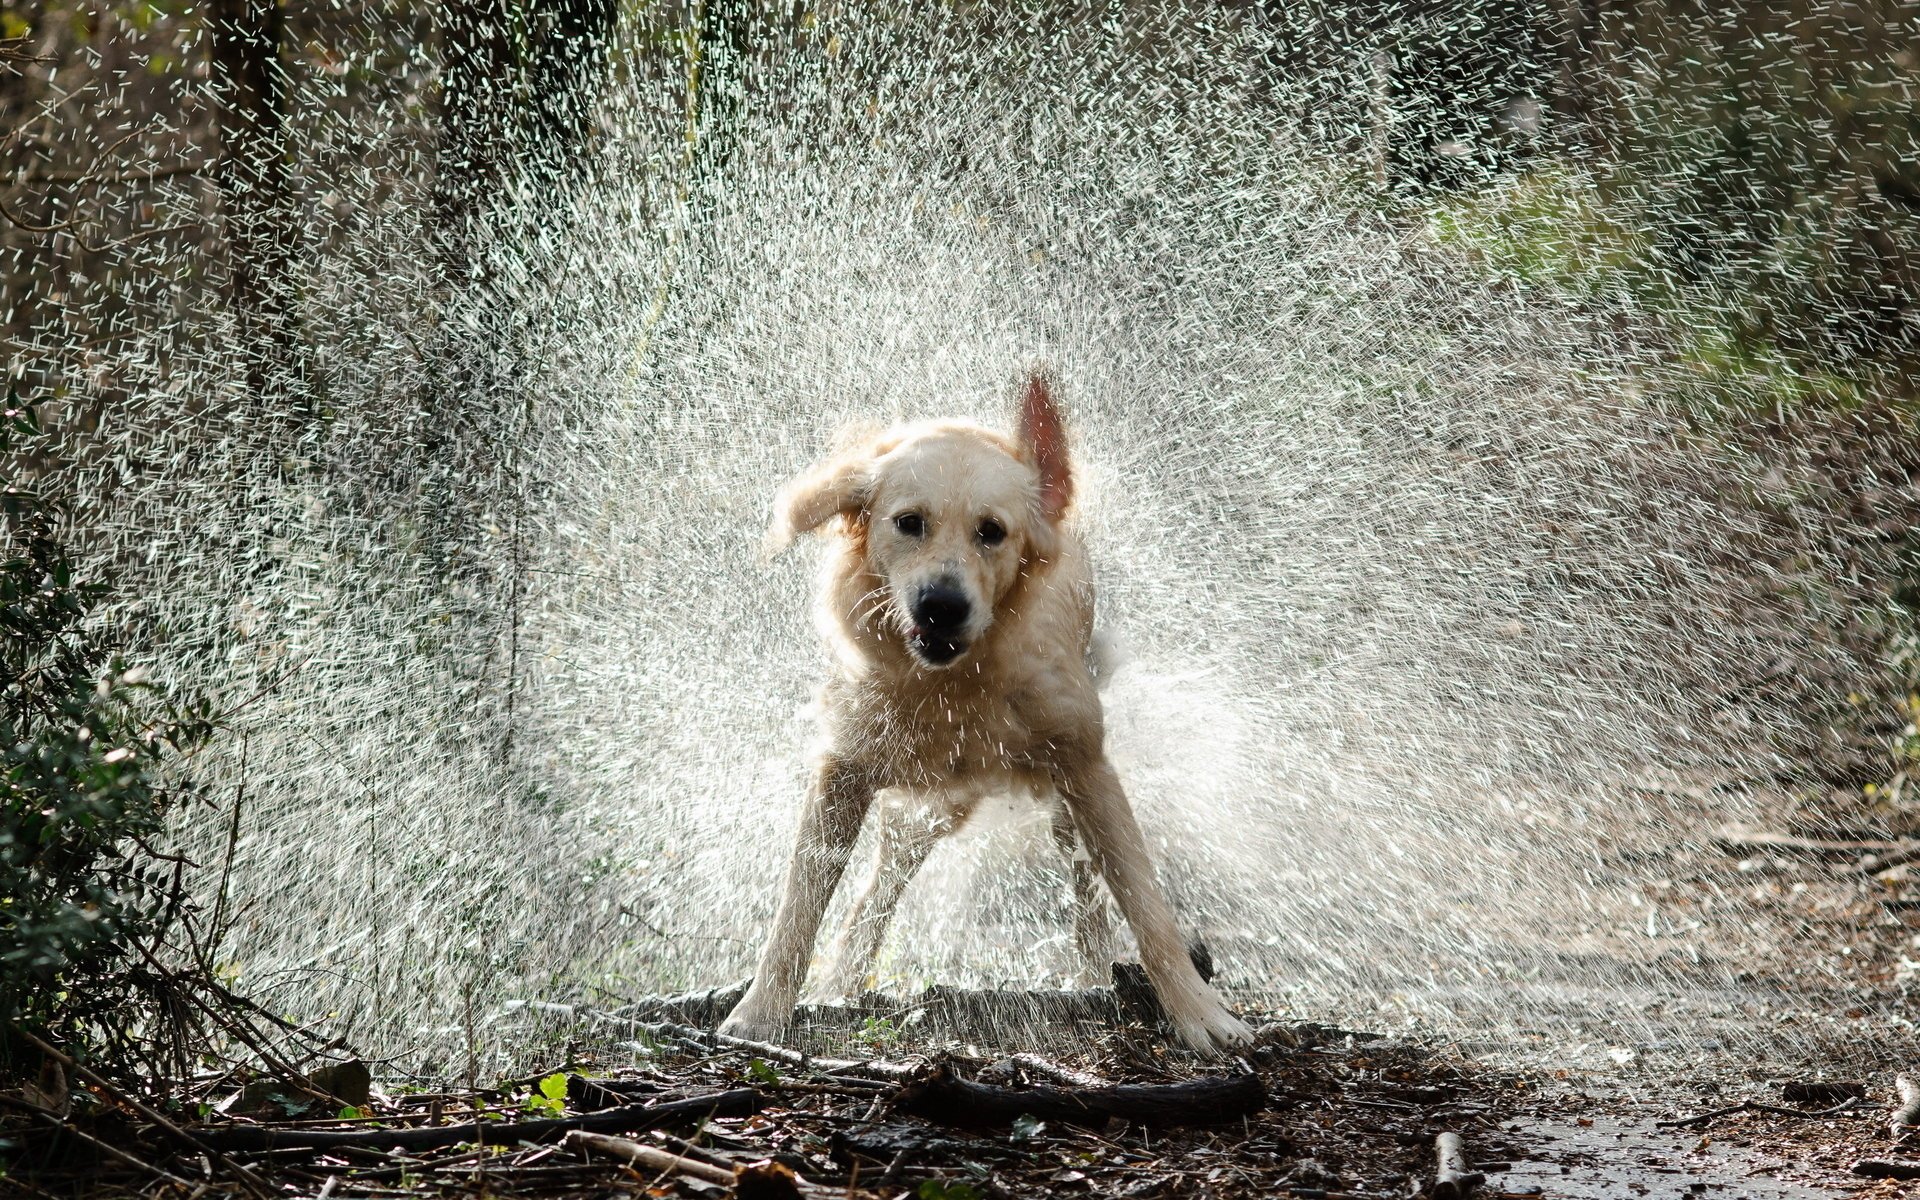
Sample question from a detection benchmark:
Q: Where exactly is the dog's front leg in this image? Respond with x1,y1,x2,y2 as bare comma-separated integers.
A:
720,757,875,1042
1054,754,1253,1054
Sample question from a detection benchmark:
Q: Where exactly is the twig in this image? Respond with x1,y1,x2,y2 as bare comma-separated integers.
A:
0,189,76,233
24,161,210,184
462,978,478,1096
766,1079,891,1095
126,936,342,1108
207,656,309,727
195,1088,763,1153
207,731,249,948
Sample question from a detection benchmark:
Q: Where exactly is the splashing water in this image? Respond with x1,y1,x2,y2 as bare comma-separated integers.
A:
27,3,1916,1076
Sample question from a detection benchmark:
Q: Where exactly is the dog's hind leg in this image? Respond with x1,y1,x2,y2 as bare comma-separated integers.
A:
720,757,875,1042
1048,802,1116,987
818,798,951,1000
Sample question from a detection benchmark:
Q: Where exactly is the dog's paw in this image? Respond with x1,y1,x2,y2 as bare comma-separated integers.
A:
716,1012,786,1045
1168,1002,1256,1056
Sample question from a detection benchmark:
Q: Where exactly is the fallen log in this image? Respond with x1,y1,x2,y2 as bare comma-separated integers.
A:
195,1088,762,1153
894,1062,1264,1128
627,1019,925,1083
977,1054,1110,1090
1854,1158,1920,1180
1432,1131,1482,1199
1781,1080,1865,1105
1893,1075,1920,1142
595,951,1217,1049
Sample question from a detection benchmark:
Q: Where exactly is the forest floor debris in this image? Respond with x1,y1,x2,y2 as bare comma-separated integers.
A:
15,1008,1920,1199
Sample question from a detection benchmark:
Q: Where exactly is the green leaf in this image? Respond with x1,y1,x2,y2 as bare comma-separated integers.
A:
338,1105,365,1120
537,1072,568,1102
745,1058,781,1086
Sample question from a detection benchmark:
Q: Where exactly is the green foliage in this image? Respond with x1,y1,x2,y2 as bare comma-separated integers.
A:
744,1057,780,1085
523,1071,568,1115
1424,166,1648,301
1594,5,1920,366
1009,1112,1044,1142
1426,167,1899,419
916,1180,981,1200
0,393,215,1069
855,1015,900,1048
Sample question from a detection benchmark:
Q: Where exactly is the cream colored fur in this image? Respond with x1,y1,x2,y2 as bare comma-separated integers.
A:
719,372,1252,1054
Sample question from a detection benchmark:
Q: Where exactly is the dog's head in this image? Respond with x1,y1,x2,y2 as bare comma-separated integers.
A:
767,370,1075,670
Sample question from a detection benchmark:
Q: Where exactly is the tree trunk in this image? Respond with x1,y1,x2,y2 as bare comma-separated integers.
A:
207,0,289,411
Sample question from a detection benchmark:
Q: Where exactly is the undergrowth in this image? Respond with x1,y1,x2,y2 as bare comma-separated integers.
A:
0,389,219,1082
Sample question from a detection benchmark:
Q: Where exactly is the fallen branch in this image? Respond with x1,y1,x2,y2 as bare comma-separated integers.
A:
895,1062,1264,1128
1654,1097,1860,1129
1432,1131,1481,1199
563,1130,736,1186
1893,1075,1920,1142
1860,844,1920,874
568,1132,811,1197
1710,826,1903,859
195,1088,762,1153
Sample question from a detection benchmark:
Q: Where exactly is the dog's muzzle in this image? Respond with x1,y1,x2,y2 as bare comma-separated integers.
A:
907,580,971,665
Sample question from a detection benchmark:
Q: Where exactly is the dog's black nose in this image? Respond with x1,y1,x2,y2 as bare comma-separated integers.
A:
912,582,971,635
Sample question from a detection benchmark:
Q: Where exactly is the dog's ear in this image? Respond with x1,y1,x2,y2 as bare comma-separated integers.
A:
1015,368,1073,524
765,428,882,555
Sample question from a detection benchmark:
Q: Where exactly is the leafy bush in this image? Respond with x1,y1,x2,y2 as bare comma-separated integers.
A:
0,394,215,1074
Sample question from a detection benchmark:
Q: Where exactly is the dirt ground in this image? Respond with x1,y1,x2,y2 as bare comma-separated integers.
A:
16,788,1920,1199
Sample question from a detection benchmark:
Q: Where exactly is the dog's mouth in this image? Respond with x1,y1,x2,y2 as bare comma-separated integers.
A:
906,626,968,667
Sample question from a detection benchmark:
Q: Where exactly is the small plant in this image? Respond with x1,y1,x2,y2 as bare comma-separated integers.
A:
856,1014,901,1048
1009,1112,1045,1142
744,1057,781,1085
522,1071,569,1115
916,1180,982,1200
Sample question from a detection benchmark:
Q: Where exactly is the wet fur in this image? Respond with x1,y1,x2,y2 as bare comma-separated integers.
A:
719,372,1252,1054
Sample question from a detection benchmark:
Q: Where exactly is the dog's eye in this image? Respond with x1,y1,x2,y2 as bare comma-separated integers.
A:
976,518,1006,546
893,512,925,537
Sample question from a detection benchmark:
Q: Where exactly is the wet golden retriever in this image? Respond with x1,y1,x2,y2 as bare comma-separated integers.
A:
719,370,1252,1054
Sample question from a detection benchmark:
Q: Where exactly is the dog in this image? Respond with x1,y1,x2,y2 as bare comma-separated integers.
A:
718,369,1253,1054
